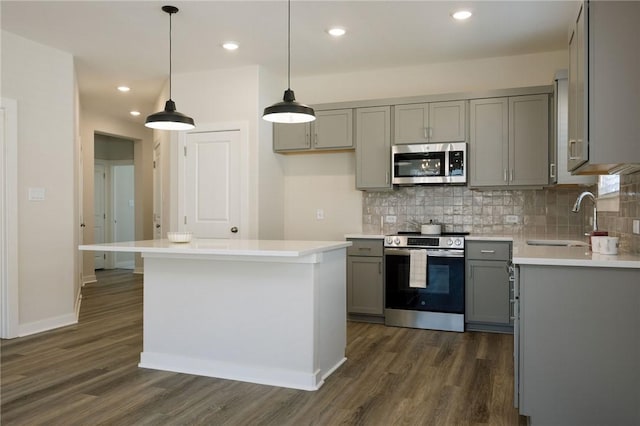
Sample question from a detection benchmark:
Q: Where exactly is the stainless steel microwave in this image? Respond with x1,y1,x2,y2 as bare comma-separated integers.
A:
391,143,467,185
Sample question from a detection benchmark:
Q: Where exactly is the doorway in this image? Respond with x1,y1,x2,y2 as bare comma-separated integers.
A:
94,133,135,270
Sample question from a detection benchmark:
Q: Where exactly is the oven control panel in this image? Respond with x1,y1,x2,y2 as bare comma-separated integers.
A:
384,235,465,249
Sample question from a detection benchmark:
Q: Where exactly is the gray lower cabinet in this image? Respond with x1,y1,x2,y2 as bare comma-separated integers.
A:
346,238,384,322
465,240,513,333
517,264,640,425
355,106,391,190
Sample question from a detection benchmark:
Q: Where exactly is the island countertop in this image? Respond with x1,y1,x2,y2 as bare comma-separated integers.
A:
79,239,352,258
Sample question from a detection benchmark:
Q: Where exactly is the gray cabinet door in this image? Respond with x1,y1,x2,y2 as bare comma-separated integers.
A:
347,256,384,315
313,109,353,150
273,122,310,152
394,103,429,144
429,100,466,143
567,3,587,171
466,259,510,325
509,95,549,186
356,106,391,190
469,98,509,186
394,101,466,144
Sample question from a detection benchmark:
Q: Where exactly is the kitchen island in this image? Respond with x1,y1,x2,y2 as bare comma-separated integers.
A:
79,239,351,391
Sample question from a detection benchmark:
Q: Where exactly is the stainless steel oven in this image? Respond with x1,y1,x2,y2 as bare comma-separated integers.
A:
384,233,466,332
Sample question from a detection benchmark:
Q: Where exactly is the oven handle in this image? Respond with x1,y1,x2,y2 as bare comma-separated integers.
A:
384,248,464,258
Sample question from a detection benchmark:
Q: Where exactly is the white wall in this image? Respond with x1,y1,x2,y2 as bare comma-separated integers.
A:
80,109,153,279
280,50,569,240
169,65,286,240
1,31,77,334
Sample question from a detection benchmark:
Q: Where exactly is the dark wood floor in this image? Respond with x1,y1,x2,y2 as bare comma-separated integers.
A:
1,269,524,425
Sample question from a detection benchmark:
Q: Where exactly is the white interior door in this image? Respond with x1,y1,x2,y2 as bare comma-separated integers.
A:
93,163,106,269
153,143,162,240
112,164,134,269
185,130,240,238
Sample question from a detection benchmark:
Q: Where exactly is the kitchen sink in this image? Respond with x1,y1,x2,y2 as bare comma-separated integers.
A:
526,239,589,247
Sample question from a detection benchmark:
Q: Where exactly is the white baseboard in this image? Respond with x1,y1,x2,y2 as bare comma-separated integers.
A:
83,274,97,285
116,261,135,270
133,266,144,275
19,312,78,337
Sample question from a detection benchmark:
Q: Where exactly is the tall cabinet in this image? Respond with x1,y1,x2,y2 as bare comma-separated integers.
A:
567,0,640,173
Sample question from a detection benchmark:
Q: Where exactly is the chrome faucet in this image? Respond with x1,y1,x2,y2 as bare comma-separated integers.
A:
572,191,598,232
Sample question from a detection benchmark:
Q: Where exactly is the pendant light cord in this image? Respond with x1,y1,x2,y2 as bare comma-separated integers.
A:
287,0,291,90
168,10,173,100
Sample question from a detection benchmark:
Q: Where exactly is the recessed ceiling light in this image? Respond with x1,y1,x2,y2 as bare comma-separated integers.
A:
327,27,346,37
117,86,131,92
222,42,239,51
452,10,472,21
130,111,141,116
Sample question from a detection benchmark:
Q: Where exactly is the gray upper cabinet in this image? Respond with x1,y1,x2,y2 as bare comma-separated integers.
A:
356,106,392,190
567,1,640,174
273,108,353,152
470,94,549,187
394,100,466,144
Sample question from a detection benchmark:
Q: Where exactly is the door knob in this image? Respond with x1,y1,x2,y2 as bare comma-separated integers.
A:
80,223,86,228
230,227,238,233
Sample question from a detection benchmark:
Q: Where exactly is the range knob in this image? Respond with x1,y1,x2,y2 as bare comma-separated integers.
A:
447,239,454,246
394,237,401,245
454,239,462,246
385,236,394,245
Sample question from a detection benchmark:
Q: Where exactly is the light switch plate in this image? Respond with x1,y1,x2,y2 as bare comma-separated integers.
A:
28,187,45,201
633,219,640,234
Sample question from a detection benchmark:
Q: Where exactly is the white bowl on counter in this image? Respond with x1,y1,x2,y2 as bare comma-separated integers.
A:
167,232,193,243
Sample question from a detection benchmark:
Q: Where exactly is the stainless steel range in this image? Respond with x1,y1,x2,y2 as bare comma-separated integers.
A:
384,232,466,332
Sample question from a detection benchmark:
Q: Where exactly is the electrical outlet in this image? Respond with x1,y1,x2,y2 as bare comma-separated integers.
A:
633,219,640,234
505,215,519,224
316,209,324,220
385,215,397,224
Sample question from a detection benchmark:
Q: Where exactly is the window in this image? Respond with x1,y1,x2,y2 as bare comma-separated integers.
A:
597,174,620,212
598,175,620,197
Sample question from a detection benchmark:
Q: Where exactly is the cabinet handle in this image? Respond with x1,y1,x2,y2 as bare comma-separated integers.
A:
503,169,508,182
568,139,581,160
424,127,428,140
480,250,496,254
378,261,382,274
359,247,372,251
306,133,310,147
550,163,556,178
314,133,318,147
510,169,514,182
385,171,389,184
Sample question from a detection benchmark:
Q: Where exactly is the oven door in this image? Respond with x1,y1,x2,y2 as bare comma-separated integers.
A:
384,248,464,313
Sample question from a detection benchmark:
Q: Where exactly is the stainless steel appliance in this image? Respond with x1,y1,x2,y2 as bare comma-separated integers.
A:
391,143,467,185
384,232,466,332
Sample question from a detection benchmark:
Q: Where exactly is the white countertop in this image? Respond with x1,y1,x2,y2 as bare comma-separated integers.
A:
345,233,640,268
512,240,640,268
79,239,352,258
344,234,384,240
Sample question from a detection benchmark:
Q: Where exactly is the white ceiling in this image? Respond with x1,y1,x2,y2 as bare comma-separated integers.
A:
1,1,577,124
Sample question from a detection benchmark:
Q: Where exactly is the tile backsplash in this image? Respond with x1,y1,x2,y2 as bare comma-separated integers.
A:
363,173,640,254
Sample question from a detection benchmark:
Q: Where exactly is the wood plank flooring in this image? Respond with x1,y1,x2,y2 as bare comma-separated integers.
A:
1,269,525,425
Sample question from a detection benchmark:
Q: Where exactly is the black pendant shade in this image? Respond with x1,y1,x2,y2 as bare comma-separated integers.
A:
263,89,315,124
263,0,315,124
145,5,195,131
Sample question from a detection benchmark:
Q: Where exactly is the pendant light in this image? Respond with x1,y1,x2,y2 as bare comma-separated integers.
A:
145,5,195,131
263,0,315,124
